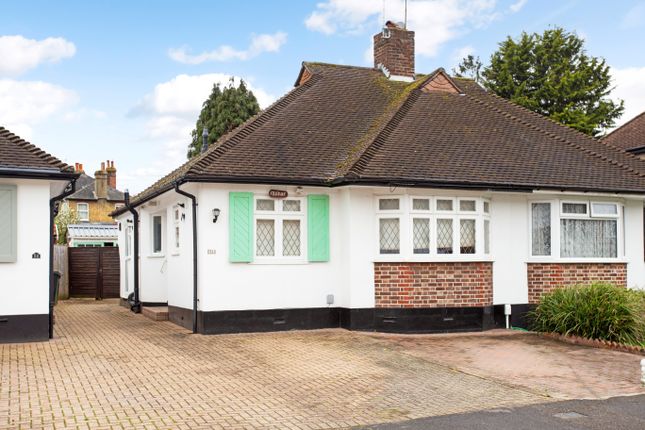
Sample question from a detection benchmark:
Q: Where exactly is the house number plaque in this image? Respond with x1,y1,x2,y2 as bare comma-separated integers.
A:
268,189,288,198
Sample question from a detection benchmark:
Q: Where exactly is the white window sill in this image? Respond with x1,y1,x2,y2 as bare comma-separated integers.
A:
373,255,494,263
170,252,180,257
250,258,309,265
147,254,165,258
526,258,627,264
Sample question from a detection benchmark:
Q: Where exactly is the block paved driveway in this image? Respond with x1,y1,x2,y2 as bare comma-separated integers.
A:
0,300,639,430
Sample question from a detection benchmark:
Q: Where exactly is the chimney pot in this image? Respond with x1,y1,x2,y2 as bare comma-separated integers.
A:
106,160,117,189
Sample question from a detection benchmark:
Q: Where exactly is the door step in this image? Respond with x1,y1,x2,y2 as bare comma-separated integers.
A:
142,306,169,321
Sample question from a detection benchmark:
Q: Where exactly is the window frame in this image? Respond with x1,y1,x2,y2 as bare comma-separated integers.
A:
150,213,165,257
76,202,89,222
0,184,17,263
375,195,490,261
253,195,306,263
171,205,181,255
529,199,624,262
376,196,404,256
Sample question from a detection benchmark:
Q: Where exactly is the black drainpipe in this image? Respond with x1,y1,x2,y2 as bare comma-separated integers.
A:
174,181,198,334
49,178,77,339
124,191,141,313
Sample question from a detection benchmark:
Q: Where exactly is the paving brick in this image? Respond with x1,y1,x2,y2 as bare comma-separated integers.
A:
1,300,546,429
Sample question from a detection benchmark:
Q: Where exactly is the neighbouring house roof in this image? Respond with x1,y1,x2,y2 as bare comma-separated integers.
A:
67,173,125,202
113,63,645,216
67,223,118,240
602,111,645,153
0,126,76,178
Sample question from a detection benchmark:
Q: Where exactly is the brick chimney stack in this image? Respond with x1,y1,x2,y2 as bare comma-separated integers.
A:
95,162,108,200
106,160,117,189
373,21,415,81
74,162,84,173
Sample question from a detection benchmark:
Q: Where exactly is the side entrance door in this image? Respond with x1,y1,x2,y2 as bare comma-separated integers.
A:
69,247,120,299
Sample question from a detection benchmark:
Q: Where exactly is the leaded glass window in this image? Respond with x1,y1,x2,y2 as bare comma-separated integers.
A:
256,219,275,256
379,198,399,211
283,200,301,212
379,218,400,254
459,200,476,212
256,199,275,211
282,220,301,256
413,218,430,254
412,198,430,211
437,219,453,254
460,219,476,254
436,199,453,211
531,203,551,256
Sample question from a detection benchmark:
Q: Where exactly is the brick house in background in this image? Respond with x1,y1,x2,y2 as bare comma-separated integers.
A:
65,161,124,223
62,161,124,247
112,22,645,335
602,111,645,158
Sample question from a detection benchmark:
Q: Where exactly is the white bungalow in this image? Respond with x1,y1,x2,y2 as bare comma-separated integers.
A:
113,23,645,335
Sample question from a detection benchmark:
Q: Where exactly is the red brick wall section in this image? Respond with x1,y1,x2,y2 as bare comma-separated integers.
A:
374,262,493,308
527,263,627,304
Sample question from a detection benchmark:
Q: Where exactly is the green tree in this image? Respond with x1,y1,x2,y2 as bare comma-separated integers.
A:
455,27,623,136
54,202,79,245
452,54,483,83
187,78,260,158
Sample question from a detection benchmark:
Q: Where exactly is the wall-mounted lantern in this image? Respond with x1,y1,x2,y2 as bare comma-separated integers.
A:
212,208,221,223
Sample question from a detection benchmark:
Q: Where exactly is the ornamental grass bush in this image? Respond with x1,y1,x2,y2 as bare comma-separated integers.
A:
529,283,645,346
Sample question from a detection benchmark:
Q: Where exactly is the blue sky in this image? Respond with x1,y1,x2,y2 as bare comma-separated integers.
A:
1,0,644,192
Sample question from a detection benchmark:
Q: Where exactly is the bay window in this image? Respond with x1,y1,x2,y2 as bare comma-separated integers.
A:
530,200,621,259
254,197,304,259
376,195,490,259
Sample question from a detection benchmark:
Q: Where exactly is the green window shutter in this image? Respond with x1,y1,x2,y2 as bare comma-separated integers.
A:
229,192,253,262
308,194,330,262
0,185,17,263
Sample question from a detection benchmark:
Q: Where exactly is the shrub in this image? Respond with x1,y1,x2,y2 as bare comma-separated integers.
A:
529,283,645,345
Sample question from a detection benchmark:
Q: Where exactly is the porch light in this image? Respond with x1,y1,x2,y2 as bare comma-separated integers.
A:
212,208,221,223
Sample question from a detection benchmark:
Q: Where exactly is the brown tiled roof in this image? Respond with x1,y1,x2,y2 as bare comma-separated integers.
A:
117,63,645,214
67,173,125,202
0,126,74,174
602,111,645,152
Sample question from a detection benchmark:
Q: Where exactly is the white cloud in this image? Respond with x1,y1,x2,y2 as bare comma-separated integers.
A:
509,0,528,13
127,73,276,187
452,45,475,62
611,66,645,127
0,79,78,138
621,2,645,30
0,35,76,76
304,0,528,58
168,32,287,64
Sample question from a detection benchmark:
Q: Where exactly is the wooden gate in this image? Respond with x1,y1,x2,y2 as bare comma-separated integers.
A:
68,247,120,299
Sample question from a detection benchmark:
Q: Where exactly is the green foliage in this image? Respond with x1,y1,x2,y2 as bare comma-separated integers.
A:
455,27,624,136
54,202,79,245
187,78,260,158
452,55,483,83
529,283,645,345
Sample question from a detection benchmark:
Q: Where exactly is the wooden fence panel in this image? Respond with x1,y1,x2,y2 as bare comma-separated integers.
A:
53,245,69,299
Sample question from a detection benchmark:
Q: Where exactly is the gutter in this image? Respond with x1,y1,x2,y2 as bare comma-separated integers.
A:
1,167,79,180
49,177,77,339
174,181,199,334
111,174,645,218
124,191,141,313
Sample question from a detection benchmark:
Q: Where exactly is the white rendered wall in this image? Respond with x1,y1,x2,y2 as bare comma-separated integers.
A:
114,183,645,313
196,184,345,312
0,178,56,316
490,193,530,305
624,199,645,290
